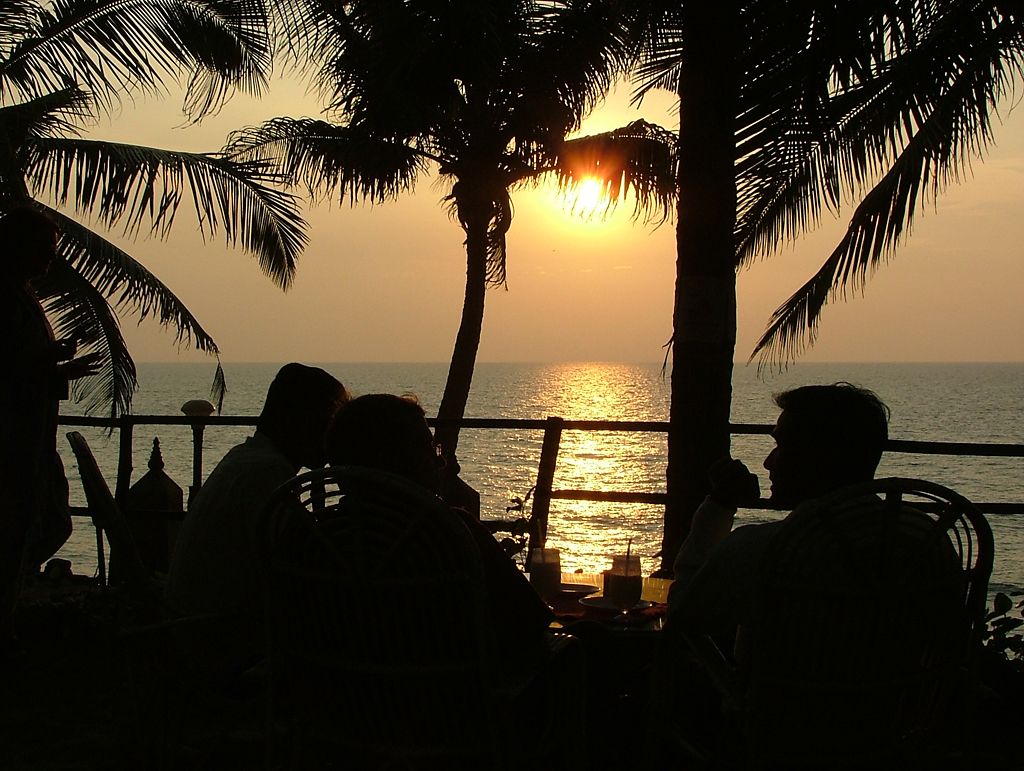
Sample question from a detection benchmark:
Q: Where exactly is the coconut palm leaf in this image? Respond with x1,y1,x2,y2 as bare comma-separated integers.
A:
0,0,39,46
547,119,677,223
0,85,90,205
750,3,1024,367
735,2,1012,267
49,207,223,351
31,255,137,419
524,0,630,129
0,83,90,141
24,135,308,289
0,0,271,117
224,117,428,204
33,209,227,414
733,3,925,258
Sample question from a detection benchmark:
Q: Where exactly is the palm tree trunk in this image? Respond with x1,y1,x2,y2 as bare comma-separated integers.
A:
660,2,740,574
434,194,490,459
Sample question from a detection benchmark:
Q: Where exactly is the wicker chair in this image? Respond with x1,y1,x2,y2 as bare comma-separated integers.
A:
679,477,994,769
261,466,517,771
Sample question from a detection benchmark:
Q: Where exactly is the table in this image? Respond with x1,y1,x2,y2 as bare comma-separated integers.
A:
542,573,674,763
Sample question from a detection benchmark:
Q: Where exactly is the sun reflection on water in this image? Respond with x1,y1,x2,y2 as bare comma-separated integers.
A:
531,363,669,574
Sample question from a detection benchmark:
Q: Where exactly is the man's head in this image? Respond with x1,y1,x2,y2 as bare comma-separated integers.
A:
325,393,443,493
257,363,348,470
764,383,889,508
0,207,59,285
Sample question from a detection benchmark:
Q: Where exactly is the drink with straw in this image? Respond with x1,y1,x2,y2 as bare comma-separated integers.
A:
604,539,642,613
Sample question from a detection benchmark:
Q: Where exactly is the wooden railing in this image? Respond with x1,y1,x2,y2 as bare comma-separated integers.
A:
60,414,1024,554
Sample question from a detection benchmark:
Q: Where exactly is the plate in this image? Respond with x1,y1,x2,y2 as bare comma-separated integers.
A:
579,596,653,612
557,583,600,597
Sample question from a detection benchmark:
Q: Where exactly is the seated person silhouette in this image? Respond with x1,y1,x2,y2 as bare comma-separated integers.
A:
325,393,554,679
166,363,348,678
667,382,890,639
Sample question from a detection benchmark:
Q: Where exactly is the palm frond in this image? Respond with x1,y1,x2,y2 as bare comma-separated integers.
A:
750,3,1024,367
224,117,428,205
524,0,630,133
30,254,137,418
486,190,511,288
0,84,92,141
441,175,511,289
24,135,307,289
0,0,41,49
748,248,843,374
546,119,677,223
0,0,271,118
622,1,684,99
0,85,91,206
736,1,1022,269
47,208,223,352
210,360,226,413
34,208,230,415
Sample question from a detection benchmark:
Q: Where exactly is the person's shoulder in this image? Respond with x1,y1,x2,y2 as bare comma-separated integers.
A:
218,435,291,473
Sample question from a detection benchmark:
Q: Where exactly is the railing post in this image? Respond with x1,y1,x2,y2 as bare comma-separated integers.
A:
189,422,205,506
114,417,133,511
181,400,216,506
527,416,563,568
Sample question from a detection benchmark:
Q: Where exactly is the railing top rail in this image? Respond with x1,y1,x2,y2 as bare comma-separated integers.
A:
61,415,258,427
58,415,1024,457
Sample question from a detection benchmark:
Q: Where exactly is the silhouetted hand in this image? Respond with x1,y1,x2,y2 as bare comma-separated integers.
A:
57,351,103,381
707,457,761,509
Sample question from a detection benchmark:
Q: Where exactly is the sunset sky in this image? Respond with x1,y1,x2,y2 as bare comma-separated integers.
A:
86,75,1024,367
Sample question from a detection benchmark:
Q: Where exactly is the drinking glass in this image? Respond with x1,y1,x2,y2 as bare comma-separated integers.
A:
529,548,561,604
603,555,642,616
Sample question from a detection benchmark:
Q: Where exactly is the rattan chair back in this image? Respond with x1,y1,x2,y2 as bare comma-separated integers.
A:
262,466,513,770
745,477,993,767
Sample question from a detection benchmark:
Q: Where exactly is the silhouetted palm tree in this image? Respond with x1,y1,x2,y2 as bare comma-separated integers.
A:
626,1,1024,571
224,0,675,458
1,0,306,416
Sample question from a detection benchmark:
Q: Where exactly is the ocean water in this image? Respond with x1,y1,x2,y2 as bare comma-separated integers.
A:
56,361,1024,595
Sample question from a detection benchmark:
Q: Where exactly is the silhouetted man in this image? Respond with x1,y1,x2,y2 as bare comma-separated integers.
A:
166,363,348,677
667,383,890,636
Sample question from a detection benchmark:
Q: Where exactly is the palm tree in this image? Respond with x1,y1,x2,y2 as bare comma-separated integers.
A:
625,1,1024,571
223,0,677,460
1,0,307,416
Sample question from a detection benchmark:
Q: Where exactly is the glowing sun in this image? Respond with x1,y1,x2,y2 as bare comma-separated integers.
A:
574,178,605,212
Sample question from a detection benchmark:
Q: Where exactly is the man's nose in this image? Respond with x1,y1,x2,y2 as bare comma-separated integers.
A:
764,447,776,471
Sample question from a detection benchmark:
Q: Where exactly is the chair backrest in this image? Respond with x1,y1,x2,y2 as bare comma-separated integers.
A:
746,477,993,766
66,431,153,599
262,466,513,770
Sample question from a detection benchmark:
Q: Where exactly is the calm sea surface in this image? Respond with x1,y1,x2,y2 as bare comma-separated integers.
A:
57,362,1024,595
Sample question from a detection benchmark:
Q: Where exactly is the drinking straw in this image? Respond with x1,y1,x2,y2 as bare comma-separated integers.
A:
626,537,632,575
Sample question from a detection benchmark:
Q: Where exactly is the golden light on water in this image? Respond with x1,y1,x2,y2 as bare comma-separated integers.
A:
534,364,669,575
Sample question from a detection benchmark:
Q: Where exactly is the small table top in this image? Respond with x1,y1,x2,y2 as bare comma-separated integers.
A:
558,572,673,603
548,572,673,631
